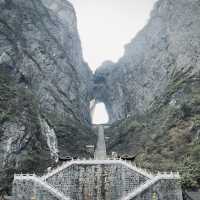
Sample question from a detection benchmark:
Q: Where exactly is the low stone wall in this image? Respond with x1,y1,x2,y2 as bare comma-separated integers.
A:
45,161,149,200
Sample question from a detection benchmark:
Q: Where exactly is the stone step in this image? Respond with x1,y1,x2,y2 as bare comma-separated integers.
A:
14,175,70,200
41,159,154,180
123,174,180,200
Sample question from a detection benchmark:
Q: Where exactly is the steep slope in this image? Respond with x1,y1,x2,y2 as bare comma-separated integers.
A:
0,0,94,192
94,0,200,123
0,66,52,192
93,0,200,189
106,74,200,189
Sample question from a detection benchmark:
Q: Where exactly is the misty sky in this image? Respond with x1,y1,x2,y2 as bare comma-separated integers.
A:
68,0,157,124
69,0,157,71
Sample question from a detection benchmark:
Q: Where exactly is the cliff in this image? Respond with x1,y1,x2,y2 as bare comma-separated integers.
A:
95,0,200,189
1,0,200,193
94,0,200,123
0,0,94,191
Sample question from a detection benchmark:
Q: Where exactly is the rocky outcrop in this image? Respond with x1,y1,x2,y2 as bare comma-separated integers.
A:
1,0,200,194
0,66,52,191
105,70,200,189
0,0,92,124
0,0,94,192
99,0,200,190
94,0,200,123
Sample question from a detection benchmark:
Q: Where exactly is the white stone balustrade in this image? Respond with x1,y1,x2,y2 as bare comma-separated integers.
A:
123,173,181,200
41,159,155,180
13,159,181,200
14,174,70,200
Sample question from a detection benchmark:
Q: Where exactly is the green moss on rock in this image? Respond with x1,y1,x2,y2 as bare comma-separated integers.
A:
106,71,200,190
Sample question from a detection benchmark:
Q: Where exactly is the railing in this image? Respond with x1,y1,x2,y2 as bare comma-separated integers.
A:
92,124,112,129
122,173,180,200
182,191,195,200
14,175,69,200
41,159,155,180
14,160,180,200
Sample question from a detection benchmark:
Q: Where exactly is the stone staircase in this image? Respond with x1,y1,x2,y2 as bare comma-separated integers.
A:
182,190,200,200
42,159,154,180
13,174,70,200
123,173,180,200
12,159,182,200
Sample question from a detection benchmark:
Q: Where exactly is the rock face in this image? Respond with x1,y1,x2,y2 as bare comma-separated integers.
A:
1,0,200,194
0,0,94,191
0,67,52,191
94,0,200,123
1,0,92,124
98,0,200,190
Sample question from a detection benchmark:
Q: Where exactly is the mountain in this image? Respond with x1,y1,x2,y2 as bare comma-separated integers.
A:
0,0,95,191
1,0,200,194
94,0,200,123
94,0,200,189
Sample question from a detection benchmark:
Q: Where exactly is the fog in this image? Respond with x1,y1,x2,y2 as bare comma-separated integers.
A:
69,0,157,71
68,0,157,123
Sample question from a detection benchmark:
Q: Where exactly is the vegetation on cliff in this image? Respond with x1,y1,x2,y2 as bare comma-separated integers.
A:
0,66,52,192
106,69,200,190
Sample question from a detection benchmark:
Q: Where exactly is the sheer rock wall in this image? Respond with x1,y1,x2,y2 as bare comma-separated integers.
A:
94,0,200,123
0,0,94,191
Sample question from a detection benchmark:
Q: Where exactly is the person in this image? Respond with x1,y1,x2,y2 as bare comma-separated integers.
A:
152,192,158,200
31,196,37,200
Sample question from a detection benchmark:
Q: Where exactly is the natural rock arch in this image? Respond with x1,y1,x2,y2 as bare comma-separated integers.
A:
90,100,109,124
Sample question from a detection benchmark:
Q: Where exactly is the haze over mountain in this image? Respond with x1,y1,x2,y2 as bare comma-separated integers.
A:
69,0,157,70
0,0,199,196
